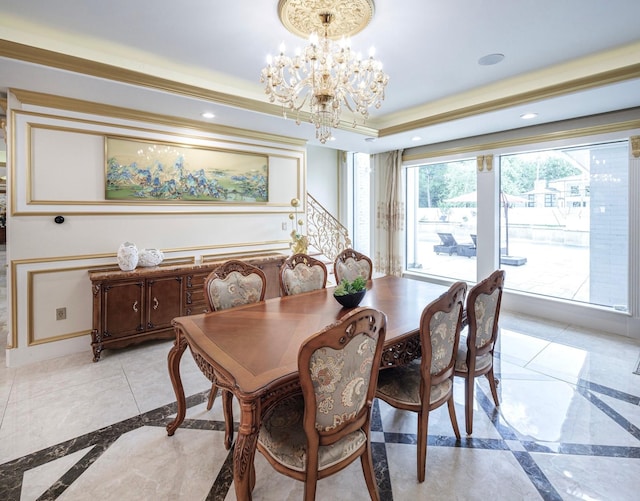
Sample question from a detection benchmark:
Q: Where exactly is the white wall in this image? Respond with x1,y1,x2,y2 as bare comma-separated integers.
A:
5,90,308,367
306,145,339,214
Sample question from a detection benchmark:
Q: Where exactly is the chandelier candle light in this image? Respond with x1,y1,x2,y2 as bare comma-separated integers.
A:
261,0,388,144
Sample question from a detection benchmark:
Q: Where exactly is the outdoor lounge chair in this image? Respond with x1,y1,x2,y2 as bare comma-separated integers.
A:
434,232,459,255
471,234,509,258
458,238,477,258
434,232,476,257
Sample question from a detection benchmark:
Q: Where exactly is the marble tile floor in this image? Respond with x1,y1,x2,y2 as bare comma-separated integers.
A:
1,287,640,498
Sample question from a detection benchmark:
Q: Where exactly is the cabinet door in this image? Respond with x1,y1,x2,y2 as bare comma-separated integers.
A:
147,276,183,330
103,280,145,338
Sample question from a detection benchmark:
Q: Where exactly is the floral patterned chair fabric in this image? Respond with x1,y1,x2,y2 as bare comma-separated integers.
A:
203,260,267,449
206,270,265,311
333,248,373,284
454,269,505,435
280,253,328,296
375,281,467,483
257,307,387,501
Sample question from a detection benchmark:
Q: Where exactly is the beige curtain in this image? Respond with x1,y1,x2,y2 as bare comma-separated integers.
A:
373,150,405,276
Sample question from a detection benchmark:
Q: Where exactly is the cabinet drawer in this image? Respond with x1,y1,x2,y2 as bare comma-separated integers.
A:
185,271,210,315
185,300,209,316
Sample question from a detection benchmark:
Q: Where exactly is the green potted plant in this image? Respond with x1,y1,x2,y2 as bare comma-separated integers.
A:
333,276,367,308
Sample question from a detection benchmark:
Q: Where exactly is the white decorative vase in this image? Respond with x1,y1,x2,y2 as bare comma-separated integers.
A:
138,248,164,267
117,242,138,271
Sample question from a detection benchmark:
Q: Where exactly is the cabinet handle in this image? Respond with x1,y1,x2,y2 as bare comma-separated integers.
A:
153,297,159,310
132,300,138,312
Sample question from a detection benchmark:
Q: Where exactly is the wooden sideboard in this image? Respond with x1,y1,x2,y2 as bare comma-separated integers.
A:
88,253,287,361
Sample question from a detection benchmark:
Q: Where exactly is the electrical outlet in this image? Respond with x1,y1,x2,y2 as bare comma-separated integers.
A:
282,222,288,231
56,307,67,320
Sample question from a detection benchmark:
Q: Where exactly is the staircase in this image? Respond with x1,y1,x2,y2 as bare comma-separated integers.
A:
305,193,352,285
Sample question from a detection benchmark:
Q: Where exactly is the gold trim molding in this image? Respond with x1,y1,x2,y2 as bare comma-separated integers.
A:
2,39,636,141
11,108,306,215
403,118,640,163
9,241,289,349
476,154,493,172
379,63,640,137
11,88,306,147
0,40,377,137
631,135,640,158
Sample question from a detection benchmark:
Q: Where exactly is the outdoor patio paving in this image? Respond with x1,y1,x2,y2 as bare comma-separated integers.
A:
409,237,590,303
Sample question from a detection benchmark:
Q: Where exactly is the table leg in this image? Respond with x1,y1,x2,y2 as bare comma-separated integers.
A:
222,389,234,449
233,401,260,501
166,330,188,436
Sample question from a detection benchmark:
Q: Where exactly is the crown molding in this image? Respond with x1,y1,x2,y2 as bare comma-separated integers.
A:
378,62,640,138
10,88,309,147
402,114,640,162
1,38,639,143
0,39,377,137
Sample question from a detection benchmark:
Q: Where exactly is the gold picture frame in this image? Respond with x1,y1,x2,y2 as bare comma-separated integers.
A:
105,136,268,202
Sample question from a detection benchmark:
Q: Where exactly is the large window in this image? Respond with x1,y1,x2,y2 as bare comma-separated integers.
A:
402,139,629,311
406,159,477,282
349,152,372,255
499,141,629,309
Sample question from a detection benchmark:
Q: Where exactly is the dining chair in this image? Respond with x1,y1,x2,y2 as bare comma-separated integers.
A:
256,307,387,501
203,259,267,449
333,248,374,284
455,269,505,435
279,253,328,296
375,281,467,482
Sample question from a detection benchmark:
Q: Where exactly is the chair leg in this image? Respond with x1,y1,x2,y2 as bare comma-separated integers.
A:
360,445,381,501
416,410,429,483
486,368,500,407
465,376,475,436
303,465,319,501
447,396,461,440
207,383,218,410
249,460,256,492
222,390,234,450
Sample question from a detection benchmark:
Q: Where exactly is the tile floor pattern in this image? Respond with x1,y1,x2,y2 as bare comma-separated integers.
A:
1,262,640,499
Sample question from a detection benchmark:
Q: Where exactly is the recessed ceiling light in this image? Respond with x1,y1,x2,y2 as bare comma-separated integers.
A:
520,112,538,120
201,112,215,119
411,136,422,141
329,136,336,141
478,53,505,66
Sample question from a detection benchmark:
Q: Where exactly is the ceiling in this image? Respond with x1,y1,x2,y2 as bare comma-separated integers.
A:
1,0,640,154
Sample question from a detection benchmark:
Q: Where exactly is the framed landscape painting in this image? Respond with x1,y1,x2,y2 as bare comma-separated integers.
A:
105,137,268,202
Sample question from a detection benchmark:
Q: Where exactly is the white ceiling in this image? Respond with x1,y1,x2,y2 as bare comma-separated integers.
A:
1,0,640,154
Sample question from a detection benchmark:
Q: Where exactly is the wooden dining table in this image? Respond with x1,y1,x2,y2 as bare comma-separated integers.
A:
166,275,447,500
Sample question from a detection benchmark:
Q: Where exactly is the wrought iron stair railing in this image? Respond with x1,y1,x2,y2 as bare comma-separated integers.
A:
305,193,351,263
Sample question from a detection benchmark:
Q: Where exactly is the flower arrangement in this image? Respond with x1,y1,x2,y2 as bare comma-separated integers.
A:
334,276,367,296
333,276,367,308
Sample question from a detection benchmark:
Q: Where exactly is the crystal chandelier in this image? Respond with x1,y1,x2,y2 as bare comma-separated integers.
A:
260,0,389,144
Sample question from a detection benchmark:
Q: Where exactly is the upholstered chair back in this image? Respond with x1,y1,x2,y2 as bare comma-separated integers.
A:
334,248,373,284
205,260,267,312
280,253,328,296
